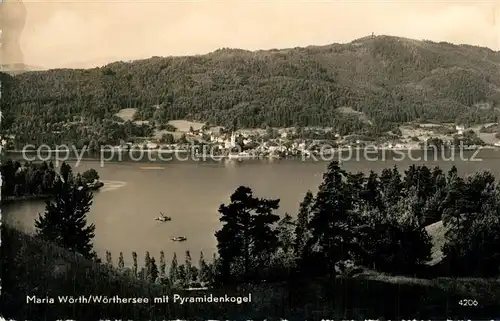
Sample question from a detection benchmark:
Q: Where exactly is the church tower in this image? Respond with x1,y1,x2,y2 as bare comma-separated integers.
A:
230,132,236,147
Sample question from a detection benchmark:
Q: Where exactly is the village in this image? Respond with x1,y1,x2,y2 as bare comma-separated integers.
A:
113,121,500,159
2,120,500,158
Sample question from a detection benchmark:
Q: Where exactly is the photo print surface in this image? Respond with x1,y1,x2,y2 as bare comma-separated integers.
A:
1,1,500,319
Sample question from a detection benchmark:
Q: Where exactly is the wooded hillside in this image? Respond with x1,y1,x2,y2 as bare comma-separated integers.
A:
2,35,500,145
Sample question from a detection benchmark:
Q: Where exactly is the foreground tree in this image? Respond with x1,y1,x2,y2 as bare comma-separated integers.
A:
356,192,432,274
305,161,357,276
185,250,193,285
132,252,138,277
149,257,159,283
360,171,383,210
159,251,166,280
294,191,314,260
198,252,210,284
169,253,179,286
379,166,403,206
105,251,113,266
143,252,151,281
215,186,280,283
442,171,500,276
34,182,97,260
117,252,125,269
276,213,295,253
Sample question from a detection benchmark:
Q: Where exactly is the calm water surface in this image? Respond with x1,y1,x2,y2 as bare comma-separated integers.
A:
5,149,500,266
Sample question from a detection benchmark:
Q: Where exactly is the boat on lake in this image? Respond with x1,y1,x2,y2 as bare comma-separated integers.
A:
171,236,187,242
155,212,171,222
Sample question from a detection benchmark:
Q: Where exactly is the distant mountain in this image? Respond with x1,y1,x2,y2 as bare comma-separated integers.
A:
2,35,500,144
1,63,45,75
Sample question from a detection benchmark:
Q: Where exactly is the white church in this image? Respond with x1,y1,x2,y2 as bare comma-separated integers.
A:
224,132,237,149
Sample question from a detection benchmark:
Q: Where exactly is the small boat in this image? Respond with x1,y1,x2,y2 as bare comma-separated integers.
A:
155,212,171,222
171,236,187,242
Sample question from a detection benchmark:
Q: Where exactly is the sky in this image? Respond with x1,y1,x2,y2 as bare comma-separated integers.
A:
3,0,500,69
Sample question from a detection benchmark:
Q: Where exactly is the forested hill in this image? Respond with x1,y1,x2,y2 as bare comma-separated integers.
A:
2,35,500,144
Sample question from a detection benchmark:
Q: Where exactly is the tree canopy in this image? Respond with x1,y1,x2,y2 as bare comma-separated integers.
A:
214,162,500,284
35,181,97,260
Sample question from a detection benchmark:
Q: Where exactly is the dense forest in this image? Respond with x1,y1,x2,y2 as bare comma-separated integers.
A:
3,160,500,319
1,36,500,147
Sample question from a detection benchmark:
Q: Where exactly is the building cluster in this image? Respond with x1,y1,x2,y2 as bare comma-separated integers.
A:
107,123,500,155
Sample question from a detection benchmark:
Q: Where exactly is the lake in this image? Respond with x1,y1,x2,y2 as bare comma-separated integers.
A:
4,149,500,266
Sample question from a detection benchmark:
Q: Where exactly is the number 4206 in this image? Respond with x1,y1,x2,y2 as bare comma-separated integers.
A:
459,299,478,306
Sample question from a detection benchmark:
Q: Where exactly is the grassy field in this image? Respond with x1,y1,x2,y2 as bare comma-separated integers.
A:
114,108,137,122
336,106,372,125
2,225,499,320
425,220,446,266
167,120,205,132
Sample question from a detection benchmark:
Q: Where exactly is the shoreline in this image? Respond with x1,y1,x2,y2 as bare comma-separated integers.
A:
3,146,499,165
6,144,500,152
1,194,53,204
5,145,500,155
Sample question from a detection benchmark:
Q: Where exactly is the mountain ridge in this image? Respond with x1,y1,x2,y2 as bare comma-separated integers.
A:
51,35,500,70
2,35,500,145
